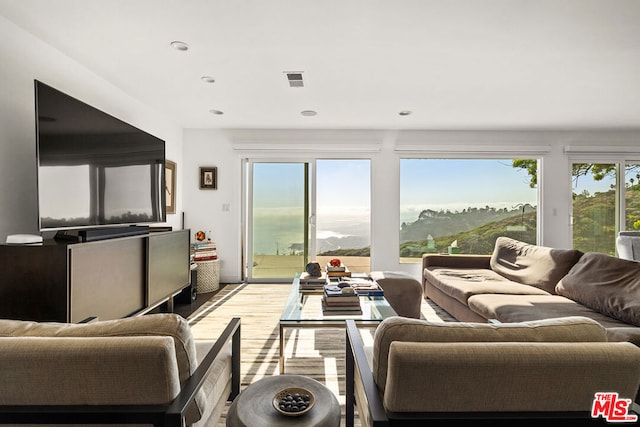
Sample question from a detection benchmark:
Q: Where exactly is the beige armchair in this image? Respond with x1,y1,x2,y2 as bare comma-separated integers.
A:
346,316,640,426
616,231,640,260
0,313,240,426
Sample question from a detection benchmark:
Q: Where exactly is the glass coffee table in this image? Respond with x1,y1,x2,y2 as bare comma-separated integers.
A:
279,274,397,374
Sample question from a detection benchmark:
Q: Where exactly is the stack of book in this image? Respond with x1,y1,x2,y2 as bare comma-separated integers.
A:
322,284,362,315
299,272,327,291
192,241,217,261
326,262,351,278
345,278,384,296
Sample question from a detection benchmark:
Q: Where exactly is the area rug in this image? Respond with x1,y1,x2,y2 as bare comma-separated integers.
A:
187,283,455,426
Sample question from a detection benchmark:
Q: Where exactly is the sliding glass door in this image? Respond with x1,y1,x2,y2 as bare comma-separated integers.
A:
570,161,640,255
571,162,618,255
315,160,371,274
249,163,308,280
246,159,370,282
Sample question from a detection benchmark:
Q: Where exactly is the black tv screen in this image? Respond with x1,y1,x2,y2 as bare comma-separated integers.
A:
35,80,166,231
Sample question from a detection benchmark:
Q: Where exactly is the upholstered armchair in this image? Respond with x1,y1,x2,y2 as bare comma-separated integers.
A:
346,316,640,426
616,231,640,260
0,313,240,426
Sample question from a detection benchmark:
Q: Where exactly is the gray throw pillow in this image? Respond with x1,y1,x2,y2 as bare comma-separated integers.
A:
490,237,583,293
556,252,640,327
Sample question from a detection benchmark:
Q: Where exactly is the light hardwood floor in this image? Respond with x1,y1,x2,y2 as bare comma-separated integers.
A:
187,283,454,426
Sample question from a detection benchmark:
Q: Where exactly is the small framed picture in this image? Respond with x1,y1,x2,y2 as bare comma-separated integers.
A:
165,160,177,214
200,167,217,190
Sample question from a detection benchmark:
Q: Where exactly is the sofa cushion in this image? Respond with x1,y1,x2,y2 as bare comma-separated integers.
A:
0,336,181,406
0,313,205,424
424,267,549,306
372,316,607,392
556,252,640,327
490,237,583,293
467,293,631,328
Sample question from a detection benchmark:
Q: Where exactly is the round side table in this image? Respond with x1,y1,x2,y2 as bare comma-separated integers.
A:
226,374,340,427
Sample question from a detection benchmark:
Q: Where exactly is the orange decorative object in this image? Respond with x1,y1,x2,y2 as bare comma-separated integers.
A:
195,230,206,241
329,258,341,267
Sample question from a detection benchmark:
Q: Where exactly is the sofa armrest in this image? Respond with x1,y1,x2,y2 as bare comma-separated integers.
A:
166,316,241,424
0,317,241,427
345,319,388,427
422,253,491,270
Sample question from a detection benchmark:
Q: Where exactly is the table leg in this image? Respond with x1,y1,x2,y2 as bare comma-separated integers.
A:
279,323,285,374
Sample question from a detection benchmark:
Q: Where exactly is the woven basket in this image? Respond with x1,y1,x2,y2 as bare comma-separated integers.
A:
196,259,220,292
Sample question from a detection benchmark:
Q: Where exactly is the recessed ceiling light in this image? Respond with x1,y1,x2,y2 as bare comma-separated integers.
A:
301,110,317,117
201,76,215,83
170,41,189,51
209,109,224,115
399,110,412,116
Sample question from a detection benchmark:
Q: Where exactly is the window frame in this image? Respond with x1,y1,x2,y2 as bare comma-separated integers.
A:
398,154,542,261
568,154,640,254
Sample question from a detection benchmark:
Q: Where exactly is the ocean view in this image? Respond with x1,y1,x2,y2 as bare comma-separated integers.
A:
250,159,539,276
252,210,370,256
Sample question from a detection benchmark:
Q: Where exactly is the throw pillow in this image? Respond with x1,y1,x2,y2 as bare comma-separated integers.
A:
490,236,583,293
556,252,640,327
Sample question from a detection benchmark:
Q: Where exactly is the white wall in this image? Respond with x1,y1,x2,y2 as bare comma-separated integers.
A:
182,129,242,283
3,14,639,284
0,16,184,242
183,128,640,283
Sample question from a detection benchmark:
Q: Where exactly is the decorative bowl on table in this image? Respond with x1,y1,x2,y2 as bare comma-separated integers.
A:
272,387,315,416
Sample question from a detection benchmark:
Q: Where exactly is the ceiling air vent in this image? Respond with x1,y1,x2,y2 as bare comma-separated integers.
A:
285,71,304,88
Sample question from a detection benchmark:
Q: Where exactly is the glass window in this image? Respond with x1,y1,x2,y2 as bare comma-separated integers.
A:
571,161,640,255
315,159,371,273
399,158,538,261
624,163,640,231
251,163,307,279
248,160,371,281
571,163,617,255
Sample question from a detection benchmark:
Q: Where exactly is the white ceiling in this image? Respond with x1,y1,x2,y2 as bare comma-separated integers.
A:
1,0,640,130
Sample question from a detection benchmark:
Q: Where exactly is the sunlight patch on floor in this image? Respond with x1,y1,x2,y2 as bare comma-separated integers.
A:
324,357,344,405
290,328,322,358
255,334,280,380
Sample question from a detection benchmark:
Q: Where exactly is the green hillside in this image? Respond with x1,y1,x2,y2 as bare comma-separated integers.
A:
320,185,640,258
399,206,525,242
400,212,536,257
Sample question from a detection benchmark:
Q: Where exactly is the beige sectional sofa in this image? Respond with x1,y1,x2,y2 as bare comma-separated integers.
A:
422,237,640,346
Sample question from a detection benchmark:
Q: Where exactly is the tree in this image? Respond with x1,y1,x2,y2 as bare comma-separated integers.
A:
512,159,539,188
512,160,636,188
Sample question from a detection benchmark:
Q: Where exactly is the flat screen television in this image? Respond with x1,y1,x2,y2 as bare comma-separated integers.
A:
35,80,166,231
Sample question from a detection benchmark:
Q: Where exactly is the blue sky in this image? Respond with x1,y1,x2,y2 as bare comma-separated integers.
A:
252,161,371,254
253,160,370,210
250,160,640,254
253,159,538,222
400,159,538,223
